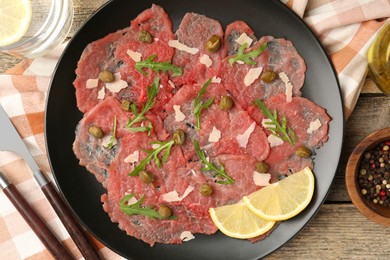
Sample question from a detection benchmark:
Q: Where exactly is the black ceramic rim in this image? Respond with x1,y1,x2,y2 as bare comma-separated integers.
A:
45,0,344,259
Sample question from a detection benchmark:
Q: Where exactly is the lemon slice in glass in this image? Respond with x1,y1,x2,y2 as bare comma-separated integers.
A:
243,167,315,221
209,201,275,239
0,0,32,47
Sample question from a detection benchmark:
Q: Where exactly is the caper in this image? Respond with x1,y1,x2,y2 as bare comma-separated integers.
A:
158,205,172,218
138,30,152,43
295,146,312,158
139,170,155,183
88,125,104,139
205,35,221,52
218,96,234,111
98,70,115,83
121,100,131,111
173,129,186,145
255,161,269,173
260,70,277,83
199,184,213,196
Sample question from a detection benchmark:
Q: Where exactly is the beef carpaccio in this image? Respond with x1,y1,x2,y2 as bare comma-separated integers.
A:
73,4,331,246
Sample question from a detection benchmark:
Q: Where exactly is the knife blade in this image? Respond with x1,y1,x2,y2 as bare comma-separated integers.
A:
0,104,101,260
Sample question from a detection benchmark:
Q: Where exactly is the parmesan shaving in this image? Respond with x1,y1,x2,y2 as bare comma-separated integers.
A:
125,196,138,205
236,122,256,148
124,151,139,164
261,118,274,129
102,135,117,148
211,76,221,83
199,54,212,68
244,67,263,86
97,87,105,100
208,126,221,143
180,231,195,242
105,73,128,93
173,105,186,122
279,72,293,102
126,49,142,62
162,186,195,202
253,172,271,186
168,80,176,88
86,78,99,89
168,40,199,54
152,143,161,149
235,32,253,47
307,119,322,134
267,134,284,148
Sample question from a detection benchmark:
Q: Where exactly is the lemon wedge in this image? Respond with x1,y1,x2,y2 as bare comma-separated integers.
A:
0,0,32,47
209,201,275,239
243,167,315,221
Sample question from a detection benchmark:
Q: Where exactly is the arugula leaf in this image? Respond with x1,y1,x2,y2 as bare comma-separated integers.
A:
228,42,268,66
194,140,235,185
135,54,182,76
105,116,117,149
129,140,175,176
126,77,159,133
255,99,296,145
193,79,214,131
120,194,176,220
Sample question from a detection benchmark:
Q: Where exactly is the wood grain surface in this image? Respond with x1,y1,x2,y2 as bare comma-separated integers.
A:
1,1,390,259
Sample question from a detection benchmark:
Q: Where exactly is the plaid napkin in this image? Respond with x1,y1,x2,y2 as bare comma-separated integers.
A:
1,0,389,259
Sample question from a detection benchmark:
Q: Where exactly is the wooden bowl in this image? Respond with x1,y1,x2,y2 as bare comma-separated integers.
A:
346,127,390,227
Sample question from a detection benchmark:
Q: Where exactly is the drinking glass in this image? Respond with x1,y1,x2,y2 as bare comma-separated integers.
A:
0,0,74,58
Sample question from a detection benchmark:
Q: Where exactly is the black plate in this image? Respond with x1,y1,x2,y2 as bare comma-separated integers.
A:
45,0,344,259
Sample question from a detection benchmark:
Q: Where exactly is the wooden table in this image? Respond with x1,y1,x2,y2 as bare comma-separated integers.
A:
1,1,389,259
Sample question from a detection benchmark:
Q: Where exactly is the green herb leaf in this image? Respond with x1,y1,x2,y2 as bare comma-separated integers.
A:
228,42,268,66
194,140,235,185
193,79,214,131
126,77,159,133
255,99,296,145
129,140,175,176
135,54,182,76
105,116,117,149
120,194,176,220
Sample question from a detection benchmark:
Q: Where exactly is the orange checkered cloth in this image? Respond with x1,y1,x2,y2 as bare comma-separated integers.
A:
0,0,389,259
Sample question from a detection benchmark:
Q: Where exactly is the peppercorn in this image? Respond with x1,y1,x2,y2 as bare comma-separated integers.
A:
357,139,390,208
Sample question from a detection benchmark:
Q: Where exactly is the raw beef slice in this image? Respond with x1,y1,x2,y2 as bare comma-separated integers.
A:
74,4,175,114
249,94,331,176
222,37,306,110
73,97,131,184
170,13,224,87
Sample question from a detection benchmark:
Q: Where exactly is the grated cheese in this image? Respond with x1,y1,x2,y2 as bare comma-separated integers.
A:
173,105,186,122
199,54,213,68
105,73,128,93
267,134,284,148
126,49,142,62
168,40,199,55
244,67,263,86
180,231,195,242
236,122,256,148
279,72,293,102
86,78,99,89
235,32,253,47
307,119,322,134
208,126,221,143
124,151,139,164
253,171,271,186
162,186,195,202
